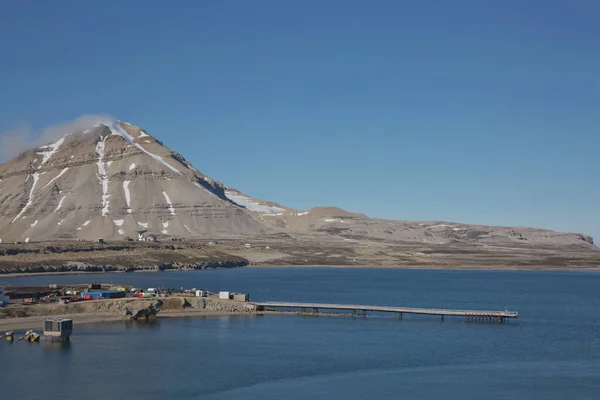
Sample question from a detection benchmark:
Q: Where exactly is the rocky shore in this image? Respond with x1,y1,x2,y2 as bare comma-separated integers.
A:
0,260,248,275
0,296,258,331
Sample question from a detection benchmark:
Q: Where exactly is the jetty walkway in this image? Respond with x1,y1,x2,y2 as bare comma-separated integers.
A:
252,301,519,322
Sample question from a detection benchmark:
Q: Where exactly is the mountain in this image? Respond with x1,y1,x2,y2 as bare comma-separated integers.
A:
0,121,265,241
0,120,597,268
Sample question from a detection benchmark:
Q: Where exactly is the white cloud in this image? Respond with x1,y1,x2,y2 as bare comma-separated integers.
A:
0,114,115,162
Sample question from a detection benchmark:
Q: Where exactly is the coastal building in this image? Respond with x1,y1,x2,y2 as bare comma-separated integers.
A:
43,318,73,342
232,293,250,302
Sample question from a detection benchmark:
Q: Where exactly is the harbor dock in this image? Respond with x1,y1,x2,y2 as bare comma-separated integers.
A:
253,301,519,322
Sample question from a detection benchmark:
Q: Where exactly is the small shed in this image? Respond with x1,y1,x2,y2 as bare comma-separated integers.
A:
44,318,73,341
96,238,105,244
195,290,207,297
147,235,157,242
232,293,250,302
219,291,231,300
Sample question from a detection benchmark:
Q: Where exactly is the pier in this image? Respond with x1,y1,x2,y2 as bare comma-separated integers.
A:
253,302,519,322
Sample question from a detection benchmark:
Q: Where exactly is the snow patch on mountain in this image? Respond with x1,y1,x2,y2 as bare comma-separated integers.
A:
12,172,40,223
123,181,132,213
37,136,67,166
225,191,285,214
95,136,110,217
108,122,181,175
41,167,69,191
55,195,66,212
77,220,92,230
162,191,176,215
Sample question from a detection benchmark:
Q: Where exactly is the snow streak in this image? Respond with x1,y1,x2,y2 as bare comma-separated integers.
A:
37,136,67,166
123,181,132,213
162,191,176,215
55,195,66,212
41,167,69,191
96,136,110,217
108,122,181,174
12,173,40,223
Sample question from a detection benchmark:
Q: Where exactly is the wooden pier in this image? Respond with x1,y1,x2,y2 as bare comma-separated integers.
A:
252,301,519,322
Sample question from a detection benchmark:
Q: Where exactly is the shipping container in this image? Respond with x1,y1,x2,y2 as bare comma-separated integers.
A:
219,291,231,300
81,290,126,300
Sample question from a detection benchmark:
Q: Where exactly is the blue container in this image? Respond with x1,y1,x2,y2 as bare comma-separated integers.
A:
82,290,127,300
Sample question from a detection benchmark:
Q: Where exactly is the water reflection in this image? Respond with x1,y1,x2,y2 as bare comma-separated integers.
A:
43,340,72,355
123,319,161,330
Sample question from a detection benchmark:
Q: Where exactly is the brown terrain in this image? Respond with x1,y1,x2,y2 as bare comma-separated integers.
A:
0,120,598,273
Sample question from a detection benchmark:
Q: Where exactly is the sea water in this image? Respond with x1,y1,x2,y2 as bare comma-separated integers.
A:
1,267,599,399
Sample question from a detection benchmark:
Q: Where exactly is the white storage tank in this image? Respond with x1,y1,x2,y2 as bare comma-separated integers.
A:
219,291,231,300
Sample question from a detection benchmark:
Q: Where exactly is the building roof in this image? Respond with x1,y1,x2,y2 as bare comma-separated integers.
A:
45,317,73,322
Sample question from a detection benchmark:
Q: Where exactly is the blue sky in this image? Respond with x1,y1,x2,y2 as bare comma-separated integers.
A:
1,1,598,241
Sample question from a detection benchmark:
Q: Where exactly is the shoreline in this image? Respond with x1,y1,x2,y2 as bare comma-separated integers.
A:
0,309,292,332
1,264,600,279
243,264,600,272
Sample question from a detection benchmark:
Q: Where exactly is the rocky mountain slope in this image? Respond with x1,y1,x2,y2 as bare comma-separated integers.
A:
0,121,264,241
0,120,597,268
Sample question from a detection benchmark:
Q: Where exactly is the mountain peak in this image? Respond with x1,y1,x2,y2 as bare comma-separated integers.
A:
0,122,265,241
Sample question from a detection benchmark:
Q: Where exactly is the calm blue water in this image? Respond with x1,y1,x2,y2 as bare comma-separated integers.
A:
2,268,600,399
